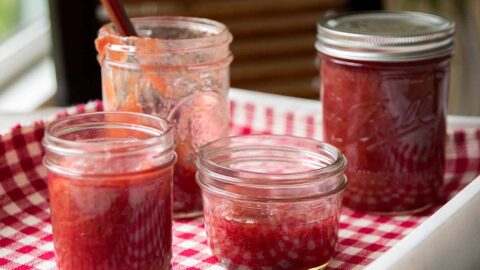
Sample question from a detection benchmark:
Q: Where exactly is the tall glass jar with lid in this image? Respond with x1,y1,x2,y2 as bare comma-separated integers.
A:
316,11,454,214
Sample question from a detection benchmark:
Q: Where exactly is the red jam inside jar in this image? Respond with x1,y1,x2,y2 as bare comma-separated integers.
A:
95,17,232,218
316,11,454,214
197,135,347,269
204,200,339,269
43,112,175,270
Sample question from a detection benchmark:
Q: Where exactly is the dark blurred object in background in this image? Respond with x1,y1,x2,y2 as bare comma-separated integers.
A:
349,0,383,10
49,0,101,105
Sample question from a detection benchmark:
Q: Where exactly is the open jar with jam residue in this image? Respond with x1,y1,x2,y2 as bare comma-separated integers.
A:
197,135,347,270
43,112,175,270
316,11,455,214
95,16,233,218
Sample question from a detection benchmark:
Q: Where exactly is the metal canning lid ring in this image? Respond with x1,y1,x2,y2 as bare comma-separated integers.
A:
315,11,455,62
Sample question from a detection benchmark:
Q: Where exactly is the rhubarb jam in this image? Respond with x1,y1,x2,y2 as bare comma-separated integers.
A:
316,11,454,214
43,112,175,270
96,17,232,218
197,135,347,269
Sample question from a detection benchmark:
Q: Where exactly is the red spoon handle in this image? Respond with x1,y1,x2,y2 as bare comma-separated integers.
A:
100,0,137,36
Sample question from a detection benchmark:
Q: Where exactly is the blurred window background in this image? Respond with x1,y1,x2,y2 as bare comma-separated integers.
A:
0,0,55,112
0,0,478,115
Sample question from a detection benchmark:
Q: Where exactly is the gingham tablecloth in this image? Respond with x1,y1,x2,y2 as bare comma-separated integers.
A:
1,93,479,270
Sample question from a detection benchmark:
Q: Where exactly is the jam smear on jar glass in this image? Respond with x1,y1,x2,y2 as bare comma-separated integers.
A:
95,17,233,218
43,112,175,270
316,11,454,214
197,135,347,269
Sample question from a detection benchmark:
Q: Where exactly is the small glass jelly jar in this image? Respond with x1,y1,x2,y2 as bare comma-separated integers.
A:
43,112,175,270
95,16,233,218
196,135,347,270
316,11,455,214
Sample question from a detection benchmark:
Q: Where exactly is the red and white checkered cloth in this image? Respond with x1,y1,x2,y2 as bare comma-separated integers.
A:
1,98,479,270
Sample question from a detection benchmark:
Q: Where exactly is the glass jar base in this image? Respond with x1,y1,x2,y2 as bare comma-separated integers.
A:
347,202,434,216
308,261,330,270
173,210,203,219
217,260,330,270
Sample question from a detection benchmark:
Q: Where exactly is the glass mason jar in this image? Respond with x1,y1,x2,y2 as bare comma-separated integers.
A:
95,16,233,218
43,112,175,270
197,135,347,270
316,11,454,214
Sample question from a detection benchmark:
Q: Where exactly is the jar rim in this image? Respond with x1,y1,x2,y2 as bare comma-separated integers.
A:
43,111,174,157
197,134,347,186
97,16,233,54
196,135,347,201
316,11,455,62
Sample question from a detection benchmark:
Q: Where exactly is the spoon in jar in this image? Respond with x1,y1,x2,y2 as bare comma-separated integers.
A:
100,0,137,36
